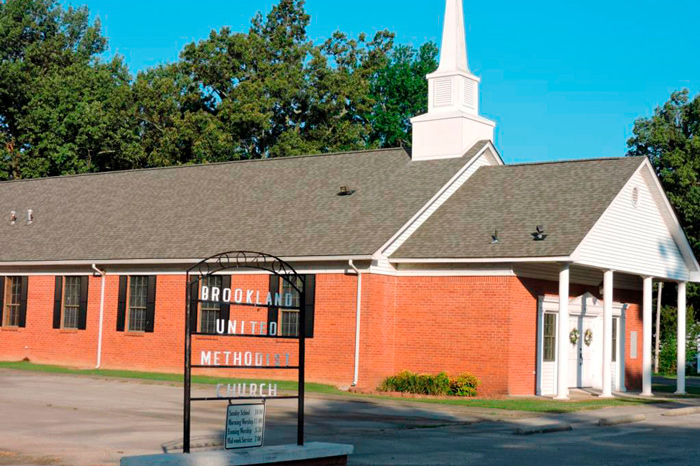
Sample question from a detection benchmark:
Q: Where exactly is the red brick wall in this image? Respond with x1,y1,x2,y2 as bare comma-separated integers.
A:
617,288,643,391
0,272,643,395
392,276,511,395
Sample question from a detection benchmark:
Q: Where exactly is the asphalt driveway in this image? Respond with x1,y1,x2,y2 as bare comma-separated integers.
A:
1,370,700,466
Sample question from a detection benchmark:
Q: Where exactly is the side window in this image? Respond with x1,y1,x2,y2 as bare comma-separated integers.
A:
200,275,223,334
280,277,302,337
52,276,88,330
117,276,157,333
612,318,618,363
62,277,82,329
543,313,556,362
1,277,27,328
267,275,315,339
128,276,149,332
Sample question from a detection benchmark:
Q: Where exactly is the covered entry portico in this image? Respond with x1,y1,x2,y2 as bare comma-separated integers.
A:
546,263,689,399
537,291,627,396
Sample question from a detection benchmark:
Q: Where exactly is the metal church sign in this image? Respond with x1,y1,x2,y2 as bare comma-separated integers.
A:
182,251,308,453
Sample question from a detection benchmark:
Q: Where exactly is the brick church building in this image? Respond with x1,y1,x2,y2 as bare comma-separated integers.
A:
1,0,698,398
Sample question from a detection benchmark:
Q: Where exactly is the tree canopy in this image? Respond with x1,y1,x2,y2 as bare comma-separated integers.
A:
627,89,700,311
0,0,438,179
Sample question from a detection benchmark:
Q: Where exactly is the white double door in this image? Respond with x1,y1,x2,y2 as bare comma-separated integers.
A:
568,315,595,388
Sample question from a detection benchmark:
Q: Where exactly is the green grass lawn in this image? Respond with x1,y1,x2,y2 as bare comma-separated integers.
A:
0,360,344,395
0,361,655,413
653,375,700,396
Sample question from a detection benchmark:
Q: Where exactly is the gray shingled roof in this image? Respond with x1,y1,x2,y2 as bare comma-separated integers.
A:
0,145,487,262
391,157,646,260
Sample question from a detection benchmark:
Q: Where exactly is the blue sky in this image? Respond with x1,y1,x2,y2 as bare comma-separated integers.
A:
71,0,699,163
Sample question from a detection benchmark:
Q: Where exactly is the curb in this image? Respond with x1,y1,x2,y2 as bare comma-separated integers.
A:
662,406,700,417
513,423,572,435
597,414,646,426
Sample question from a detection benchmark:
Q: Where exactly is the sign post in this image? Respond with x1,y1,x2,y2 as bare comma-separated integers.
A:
182,251,307,454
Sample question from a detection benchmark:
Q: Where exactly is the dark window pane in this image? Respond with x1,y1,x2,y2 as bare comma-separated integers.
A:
280,277,302,337
200,276,222,333
63,277,81,329
128,276,148,332
612,318,618,363
543,313,556,362
4,277,21,327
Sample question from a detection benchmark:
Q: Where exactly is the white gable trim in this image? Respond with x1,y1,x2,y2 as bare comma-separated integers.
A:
638,159,700,281
371,141,502,274
571,159,700,282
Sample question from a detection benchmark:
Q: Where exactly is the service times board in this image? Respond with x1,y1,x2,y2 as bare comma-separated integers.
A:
225,403,265,450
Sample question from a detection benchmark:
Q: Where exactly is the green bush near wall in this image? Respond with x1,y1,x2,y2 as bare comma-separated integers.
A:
657,305,700,375
379,371,480,397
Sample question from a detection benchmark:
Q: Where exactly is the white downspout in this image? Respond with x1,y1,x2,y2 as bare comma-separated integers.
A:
349,260,362,387
92,264,106,369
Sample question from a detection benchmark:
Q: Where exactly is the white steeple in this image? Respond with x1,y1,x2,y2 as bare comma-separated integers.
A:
436,0,468,74
410,0,495,161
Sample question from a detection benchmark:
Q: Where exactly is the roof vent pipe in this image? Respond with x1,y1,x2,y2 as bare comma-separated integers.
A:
10,211,16,225
27,209,33,225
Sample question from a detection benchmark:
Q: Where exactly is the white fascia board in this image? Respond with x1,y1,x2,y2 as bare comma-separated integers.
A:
570,159,700,280
0,255,374,268
372,142,503,261
390,256,572,264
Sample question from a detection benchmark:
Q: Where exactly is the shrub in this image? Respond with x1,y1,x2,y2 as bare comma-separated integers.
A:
379,371,479,397
449,373,480,397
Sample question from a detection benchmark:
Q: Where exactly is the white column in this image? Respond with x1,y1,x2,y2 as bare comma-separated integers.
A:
642,277,654,396
601,270,614,398
676,282,687,395
555,263,570,400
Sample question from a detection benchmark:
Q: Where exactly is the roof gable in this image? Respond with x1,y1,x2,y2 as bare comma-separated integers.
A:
391,157,646,260
573,160,699,281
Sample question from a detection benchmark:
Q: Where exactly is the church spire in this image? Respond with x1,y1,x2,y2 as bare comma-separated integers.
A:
437,0,469,74
409,0,495,161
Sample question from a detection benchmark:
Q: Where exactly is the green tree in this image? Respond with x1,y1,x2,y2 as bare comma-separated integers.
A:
2,0,436,175
132,63,228,166
627,89,700,311
0,0,141,179
369,42,438,148
179,0,394,159
657,304,699,375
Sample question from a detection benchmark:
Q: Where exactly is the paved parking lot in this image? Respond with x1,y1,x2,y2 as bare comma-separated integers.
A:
1,370,700,466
